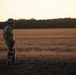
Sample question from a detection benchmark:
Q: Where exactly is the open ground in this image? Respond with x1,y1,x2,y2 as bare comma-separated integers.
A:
0,28,76,75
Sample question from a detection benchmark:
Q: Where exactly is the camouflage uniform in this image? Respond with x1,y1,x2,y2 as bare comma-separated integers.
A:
3,24,16,65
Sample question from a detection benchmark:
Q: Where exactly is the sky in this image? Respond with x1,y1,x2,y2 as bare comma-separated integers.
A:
0,0,76,21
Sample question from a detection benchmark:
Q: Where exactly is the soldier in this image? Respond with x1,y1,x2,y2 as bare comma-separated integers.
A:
3,18,16,66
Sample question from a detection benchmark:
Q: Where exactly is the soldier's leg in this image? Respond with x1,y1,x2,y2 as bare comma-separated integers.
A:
6,50,13,66
6,46,15,65
11,47,16,64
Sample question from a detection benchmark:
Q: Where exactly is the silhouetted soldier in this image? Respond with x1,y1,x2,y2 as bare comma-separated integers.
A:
3,18,16,66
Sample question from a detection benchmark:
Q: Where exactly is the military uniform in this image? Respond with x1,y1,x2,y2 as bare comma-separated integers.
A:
3,24,16,65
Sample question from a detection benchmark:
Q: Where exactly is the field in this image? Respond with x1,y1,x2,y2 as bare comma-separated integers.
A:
0,28,76,75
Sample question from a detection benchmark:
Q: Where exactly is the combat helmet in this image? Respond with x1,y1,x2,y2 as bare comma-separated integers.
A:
7,18,15,24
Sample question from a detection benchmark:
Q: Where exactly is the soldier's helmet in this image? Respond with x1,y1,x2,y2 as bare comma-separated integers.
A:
7,18,15,24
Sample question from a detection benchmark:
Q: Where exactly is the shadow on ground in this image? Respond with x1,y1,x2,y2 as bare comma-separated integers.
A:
0,58,76,75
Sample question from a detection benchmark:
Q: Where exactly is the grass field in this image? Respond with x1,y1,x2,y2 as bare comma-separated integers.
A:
0,28,76,75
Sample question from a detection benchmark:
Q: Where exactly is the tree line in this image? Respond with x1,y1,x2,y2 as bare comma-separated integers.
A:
0,18,76,29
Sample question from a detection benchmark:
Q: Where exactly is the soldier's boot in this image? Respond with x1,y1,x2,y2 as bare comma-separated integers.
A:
6,55,15,66
11,54,15,65
7,61,11,67
6,59,12,67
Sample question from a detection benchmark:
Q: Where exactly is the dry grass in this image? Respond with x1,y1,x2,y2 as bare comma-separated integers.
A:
0,28,76,75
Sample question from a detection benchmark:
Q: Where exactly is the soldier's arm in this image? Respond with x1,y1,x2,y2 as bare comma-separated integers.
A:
7,28,15,40
7,28,15,46
3,28,8,40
